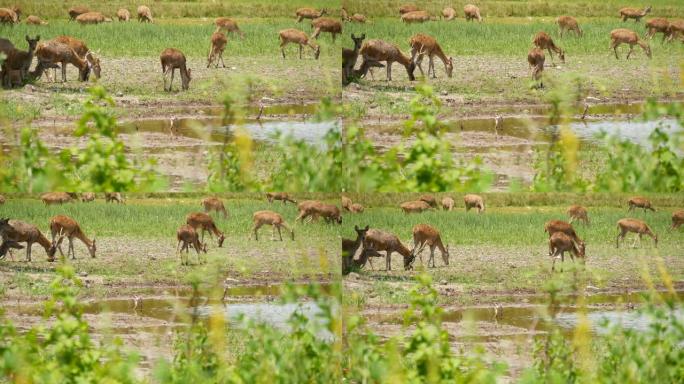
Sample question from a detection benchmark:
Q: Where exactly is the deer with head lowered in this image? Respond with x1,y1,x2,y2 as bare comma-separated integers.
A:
628,196,655,212
616,218,657,248
215,17,244,38
252,210,294,241
533,31,565,64
186,212,225,247
464,4,482,22
311,17,342,42
342,33,365,85
32,41,92,82
364,228,417,271
557,16,582,37
279,29,320,60
442,197,455,211
51,36,102,80
295,200,342,224
202,196,228,218
413,224,449,268
161,48,192,91
400,200,432,214
671,210,684,230
645,18,670,42
549,232,585,272
527,47,545,88
49,215,96,259
567,204,589,225
610,29,652,59
0,218,63,262
464,194,485,213
409,33,453,79
358,39,416,81
177,224,207,265
207,32,228,68
266,192,297,204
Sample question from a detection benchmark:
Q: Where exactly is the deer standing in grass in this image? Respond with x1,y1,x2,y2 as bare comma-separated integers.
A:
68,6,89,21
350,203,364,213
364,229,417,271
26,15,47,25
0,7,19,24
645,18,670,41
76,12,112,24
567,205,589,225
400,200,432,214
401,10,431,23
341,196,353,211
620,6,651,22
342,33,365,85
341,8,365,23
161,48,192,91
464,194,485,213
544,220,586,250
358,39,416,81
464,4,482,22
117,8,130,21
399,5,419,15
409,33,453,79
419,195,437,208
266,192,297,204
549,232,585,272
413,224,449,268
342,225,379,274
610,29,652,59
1,35,39,87
0,218,62,262
186,212,226,247
137,6,153,23
252,211,294,241
202,197,228,218
616,218,657,248
215,17,244,38
49,215,96,259
533,32,565,64
295,8,326,23
667,20,684,42
207,32,227,68
311,17,342,42
32,41,92,82
527,47,545,87
51,35,101,80
81,192,95,202
557,16,582,37
628,196,655,212
442,197,454,211
442,7,456,21
105,192,124,204
177,224,206,265
41,192,74,205
278,29,320,60
671,210,684,230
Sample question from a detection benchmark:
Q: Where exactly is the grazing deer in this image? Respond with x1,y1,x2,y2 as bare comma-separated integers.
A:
215,17,244,38
1,35,39,88
611,28,652,59
464,194,485,213
342,33,365,85
409,33,453,78
342,225,369,261
533,31,565,64
177,224,206,265
52,36,101,80
464,4,482,22
557,16,582,37
160,48,192,91
0,7,19,24
549,232,585,272
667,20,684,42
544,220,585,248
76,12,112,24
527,47,545,87
81,192,95,202
295,200,342,224
419,195,438,208
41,192,73,205
341,196,353,211
252,210,294,241
278,29,320,60
186,212,226,247
442,7,456,21
68,6,89,21
341,8,366,23
353,58,385,80
202,197,228,218
358,39,416,81
295,8,326,23
342,225,378,274
616,218,657,248
399,5,419,15
350,203,364,213
105,192,124,204
26,15,47,25
266,192,297,204
567,205,589,225
628,196,655,212
620,6,651,22
671,210,684,230
49,215,96,259
0,218,62,262
401,10,431,23
207,32,227,68
442,197,455,211
364,228,417,271
117,8,130,21
413,224,449,267
32,41,92,82
645,18,670,41
311,17,342,42
400,200,432,214
137,6,153,23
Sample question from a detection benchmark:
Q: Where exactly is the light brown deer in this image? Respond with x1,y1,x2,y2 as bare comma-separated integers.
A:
32,41,92,82
252,210,294,241
0,218,62,262
544,220,585,249
49,215,96,259
666,20,684,42
342,33,365,85
557,16,582,37
311,17,342,42
645,18,670,41
161,48,192,91
201,196,228,218
278,29,320,60
76,12,112,24
295,200,342,224
401,10,431,23
616,218,657,248
400,200,431,214
81,192,96,202
176,224,206,265
105,192,124,203
68,6,89,21
409,33,453,78
341,195,353,211
41,192,74,205
464,194,485,213
567,205,589,225
52,36,101,80
442,7,456,21
364,228,417,271
671,210,684,230
341,8,366,23
117,8,131,21
527,47,545,87
464,4,482,22
419,194,438,208
350,203,364,213
26,15,47,25
1,35,39,87
358,39,416,81
207,31,227,68
137,5,153,23
549,232,585,272
295,8,326,22
628,196,655,212
186,212,226,247
611,28,652,59
0,7,19,24
413,223,449,267
215,17,244,38
533,31,565,64
399,5,419,15
266,192,297,204
620,6,651,22
353,58,385,80
442,197,455,211
342,225,375,274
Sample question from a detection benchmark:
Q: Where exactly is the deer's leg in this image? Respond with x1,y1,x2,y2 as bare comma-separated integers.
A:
626,44,634,59
298,44,303,59
170,68,176,90
429,246,436,268
61,63,67,82
277,225,283,241
281,42,287,59
386,251,392,271
415,55,425,76
69,238,75,259
612,42,620,59
219,51,226,68
386,61,392,81
429,56,436,78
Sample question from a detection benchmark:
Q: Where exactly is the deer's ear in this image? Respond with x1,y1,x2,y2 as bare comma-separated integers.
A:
364,225,369,230
354,225,359,231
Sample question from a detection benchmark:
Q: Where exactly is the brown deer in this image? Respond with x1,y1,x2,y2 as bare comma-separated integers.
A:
202,197,228,218
464,4,482,22
0,8,18,24
442,7,456,21
409,33,453,79
117,8,131,22
616,218,657,248
442,197,455,211
667,20,684,42
41,192,73,205
0,239,23,261
81,192,96,202
549,232,585,272
611,28,652,59
358,39,416,81
52,36,101,80
544,220,585,247
464,194,485,213
350,203,364,213
295,8,327,23
557,16,582,37
176,224,206,265
419,195,438,208
401,10,431,23
400,200,432,214
215,17,244,38
527,47,545,87
266,192,297,204
413,224,449,268
0,218,62,262
645,18,670,41
161,48,192,91
295,200,342,224
278,29,320,60
620,6,651,22
207,32,228,68
342,225,369,261
341,196,353,211
76,12,112,24
32,41,92,82
671,210,684,230
26,15,47,25
342,225,378,274
311,17,342,42
1,35,39,88
49,215,96,259
341,8,365,23
137,6,153,23
342,33,365,85
399,5,419,15
105,192,124,204
567,205,589,225
252,210,294,241
364,228,417,271
628,196,655,212
186,212,226,247
533,32,565,64
68,6,89,21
